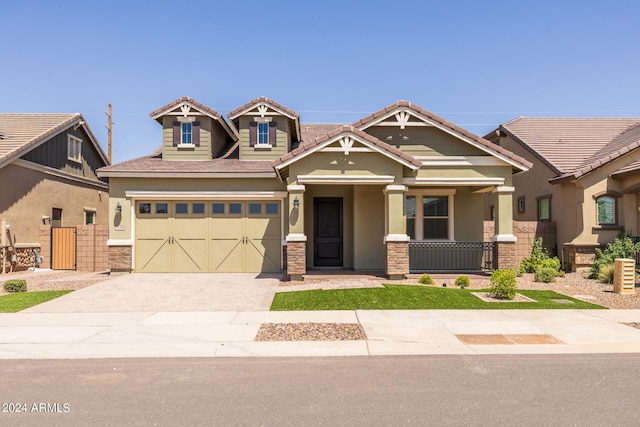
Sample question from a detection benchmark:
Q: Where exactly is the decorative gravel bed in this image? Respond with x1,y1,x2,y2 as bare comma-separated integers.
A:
622,323,640,330
0,270,111,296
255,323,367,341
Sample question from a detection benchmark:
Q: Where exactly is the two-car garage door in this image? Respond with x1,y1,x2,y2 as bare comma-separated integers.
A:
135,200,281,273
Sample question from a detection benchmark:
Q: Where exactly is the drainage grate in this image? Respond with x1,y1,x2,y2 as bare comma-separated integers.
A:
456,334,564,345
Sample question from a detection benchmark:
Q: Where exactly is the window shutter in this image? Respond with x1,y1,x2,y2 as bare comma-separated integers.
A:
172,121,180,146
269,121,277,147
193,121,200,146
249,121,257,147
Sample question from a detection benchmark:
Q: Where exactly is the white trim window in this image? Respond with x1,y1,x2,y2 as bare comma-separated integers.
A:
258,122,269,145
84,208,96,225
67,135,82,163
181,122,192,145
405,190,455,240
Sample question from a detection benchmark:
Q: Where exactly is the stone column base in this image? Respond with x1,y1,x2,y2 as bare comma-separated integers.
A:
386,241,409,280
493,241,516,269
564,244,601,272
286,241,306,281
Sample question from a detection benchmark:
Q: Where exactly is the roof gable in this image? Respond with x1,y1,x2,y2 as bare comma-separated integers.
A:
272,125,422,172
354,101,531,172
149,96,238,141
0,113,109,170
227,96,301,142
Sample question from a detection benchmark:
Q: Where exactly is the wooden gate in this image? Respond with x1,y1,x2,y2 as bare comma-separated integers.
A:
51,227,77,270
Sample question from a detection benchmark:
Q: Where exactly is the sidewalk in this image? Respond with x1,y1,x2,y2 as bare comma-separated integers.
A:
1,309,639,359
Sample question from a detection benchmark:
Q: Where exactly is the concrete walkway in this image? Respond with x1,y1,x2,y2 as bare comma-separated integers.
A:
1,309,640,359
2,272,640,359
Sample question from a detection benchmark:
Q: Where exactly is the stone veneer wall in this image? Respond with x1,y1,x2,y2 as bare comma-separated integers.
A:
108,246,133,272
386,241,409,279
493,241,516,269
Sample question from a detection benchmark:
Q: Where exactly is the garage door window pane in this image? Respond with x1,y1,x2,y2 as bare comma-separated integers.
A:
139,203,151,214
212,203,225,214
249,203,262,214
155,203,168,214
266,203,278,214
193,203,205,214
229,203,242,214
176,203,188,214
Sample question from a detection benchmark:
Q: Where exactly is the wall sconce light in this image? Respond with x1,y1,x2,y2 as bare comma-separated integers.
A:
293,197,300,209
115,202,122,214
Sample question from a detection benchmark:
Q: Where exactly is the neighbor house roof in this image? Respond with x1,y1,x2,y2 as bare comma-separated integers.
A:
0,113,109,170
149,96,239,141
499,117,640,180
354,100,532,172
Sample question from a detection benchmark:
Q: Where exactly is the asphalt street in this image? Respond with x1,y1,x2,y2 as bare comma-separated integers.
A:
2,354,640,426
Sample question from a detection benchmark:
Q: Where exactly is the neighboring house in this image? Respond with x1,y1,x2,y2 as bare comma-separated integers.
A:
0,113,109,272
486,118,640,271
98,97,531,279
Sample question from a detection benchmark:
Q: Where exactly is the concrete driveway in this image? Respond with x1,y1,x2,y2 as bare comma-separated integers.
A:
24,273,284,313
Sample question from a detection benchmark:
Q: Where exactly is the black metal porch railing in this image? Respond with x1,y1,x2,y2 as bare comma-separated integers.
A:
409,241,494,273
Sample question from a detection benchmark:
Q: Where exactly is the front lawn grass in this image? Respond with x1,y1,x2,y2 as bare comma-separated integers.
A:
0,291,72,313
270,285,606,311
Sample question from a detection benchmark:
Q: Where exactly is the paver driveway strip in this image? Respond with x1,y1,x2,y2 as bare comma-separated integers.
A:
22,273,284,313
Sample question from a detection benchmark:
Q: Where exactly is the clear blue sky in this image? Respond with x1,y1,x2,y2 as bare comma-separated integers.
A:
2,0,639,164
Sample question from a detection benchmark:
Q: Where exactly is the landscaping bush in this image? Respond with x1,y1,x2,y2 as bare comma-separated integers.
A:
455,276,470,289
534,267,557,283
418,274,435,285
597,263,615,284
489,269,517,300
590,232,640,279
3,279,27,293
519,237,561,274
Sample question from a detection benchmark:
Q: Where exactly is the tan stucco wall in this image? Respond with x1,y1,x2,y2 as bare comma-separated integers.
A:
354,185,385,270
364,126,488,157
453,188,485,241
0,164,108,246
289,152,404,183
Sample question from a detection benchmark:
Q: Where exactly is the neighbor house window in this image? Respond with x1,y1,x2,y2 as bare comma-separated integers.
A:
537,196,551,221
67,135,82,163
517,196,525,213
181,122,192,144
405,192,454,240
84,209,96,225
52,208,63,227
596,196,616,225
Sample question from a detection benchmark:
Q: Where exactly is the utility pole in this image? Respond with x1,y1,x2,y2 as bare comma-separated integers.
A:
105,103,113,163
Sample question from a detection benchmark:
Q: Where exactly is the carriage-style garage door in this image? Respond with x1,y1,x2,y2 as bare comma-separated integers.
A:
135,201,281,273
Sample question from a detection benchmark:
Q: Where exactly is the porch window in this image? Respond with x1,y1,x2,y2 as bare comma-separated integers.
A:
405,192,454,240
596,196,616,225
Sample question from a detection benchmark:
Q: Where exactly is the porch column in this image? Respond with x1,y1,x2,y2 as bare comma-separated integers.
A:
384,185,409,280
286,184,306,281
491,186,516,269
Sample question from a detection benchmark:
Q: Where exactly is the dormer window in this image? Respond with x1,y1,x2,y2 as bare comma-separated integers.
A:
182,122,192,144
172,118,200,147
258,123,269,145
249,118,277,149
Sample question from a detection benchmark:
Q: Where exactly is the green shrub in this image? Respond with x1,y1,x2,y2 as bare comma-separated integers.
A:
597,263,615,284
455,276,470,289
418,274,435,285
590,232,640,279
489,269,517,300
3,279,27,293
534,267,557,283
519,237,561,274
